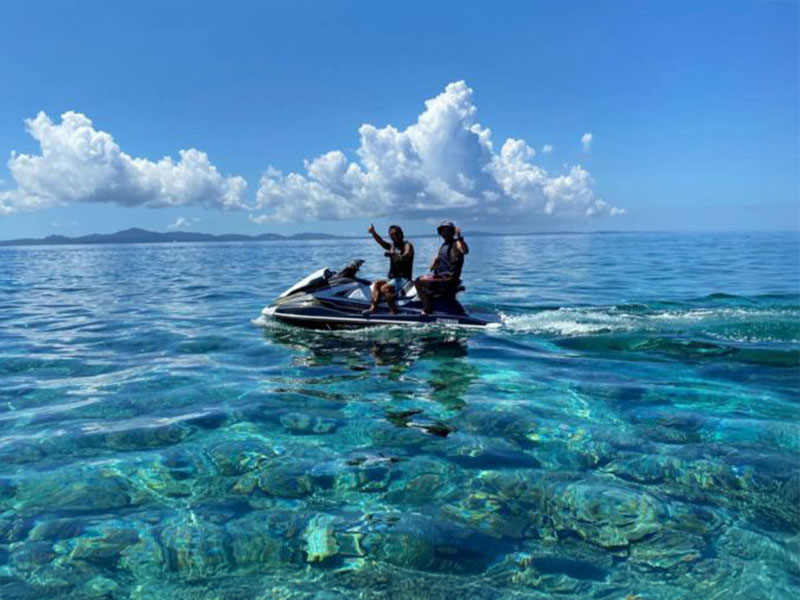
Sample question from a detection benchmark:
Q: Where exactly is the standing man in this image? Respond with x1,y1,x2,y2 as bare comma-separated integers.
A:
415,221,469,315
365,224,414,315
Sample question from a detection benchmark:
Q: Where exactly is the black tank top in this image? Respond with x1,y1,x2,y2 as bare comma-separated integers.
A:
388,241,413,279
433,241,463,279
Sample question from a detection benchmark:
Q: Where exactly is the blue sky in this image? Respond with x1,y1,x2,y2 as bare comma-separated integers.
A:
0,0,797,239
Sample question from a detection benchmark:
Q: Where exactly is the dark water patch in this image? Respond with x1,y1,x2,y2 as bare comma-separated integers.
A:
446,446,541,470
177,336,238,354
76,320,128,334
360,512,511,574
705,292,750,301
557,333,800,367
731,346,800,368
94,330,184,355
182,410,231,431
198,291,238,301
530,555,608,581
0,356,117,379
80,421,198,451
13,469,134,515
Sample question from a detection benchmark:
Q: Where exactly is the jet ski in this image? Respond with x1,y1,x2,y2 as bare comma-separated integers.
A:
262,259,499,330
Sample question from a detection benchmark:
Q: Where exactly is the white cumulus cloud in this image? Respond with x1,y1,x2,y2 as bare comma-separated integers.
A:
0,111,247,214
167,216,195,229
253,82,620,223
542,144,553,154
581,132,593,151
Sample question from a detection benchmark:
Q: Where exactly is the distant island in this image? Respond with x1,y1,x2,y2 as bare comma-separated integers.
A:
0,227,631,247
0,227,349,247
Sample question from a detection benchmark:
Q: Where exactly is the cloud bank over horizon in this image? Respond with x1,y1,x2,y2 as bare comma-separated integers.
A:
0,82,622,224
252,81,622,223
0,111,247,215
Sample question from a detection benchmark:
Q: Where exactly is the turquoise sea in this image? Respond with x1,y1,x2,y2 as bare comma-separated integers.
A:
0,232,798,599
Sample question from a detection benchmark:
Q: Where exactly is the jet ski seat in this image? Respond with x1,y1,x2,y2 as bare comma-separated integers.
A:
414,280,465,298
432,281,465,295
397,281,464,303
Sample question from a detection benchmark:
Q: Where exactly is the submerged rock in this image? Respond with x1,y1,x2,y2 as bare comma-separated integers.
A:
550,482,665,548
14,469,132,514
717,527,799,575
225,510,305,568
61,520,141,565
358,512,508,573
336,462,393,494
442,489,530,540
0,477,16,510
0,517,34,544
100,423,194,450
641,424,702,445
362,419,433,448
131,449,220,502
440,434,540,471
457,407,539,443
385,456,461,505
504,550,606,594
27,517,87,542
258,464,314,498
324,452,407,494
80,575,120,598
666,503,728,537
10,541,57,571
207,438,279,476
628,530,705,570
0,444,45,466
675,459,744,493
305,514,339,563
280,412,338,434
157,516,230,580
119,527,166,579
605,454,685,484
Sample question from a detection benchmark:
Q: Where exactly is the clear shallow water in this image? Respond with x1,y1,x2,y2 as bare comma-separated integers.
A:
0,232,798,600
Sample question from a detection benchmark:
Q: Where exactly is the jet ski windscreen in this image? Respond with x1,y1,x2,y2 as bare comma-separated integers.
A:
278,268,332,299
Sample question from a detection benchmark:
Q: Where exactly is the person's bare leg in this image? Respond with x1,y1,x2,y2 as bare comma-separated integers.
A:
415,277,432,315
366,280,386,313
383,284,398,314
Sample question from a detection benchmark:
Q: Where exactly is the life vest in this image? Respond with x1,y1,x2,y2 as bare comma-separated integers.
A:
387,241,413,279
433,241,463,279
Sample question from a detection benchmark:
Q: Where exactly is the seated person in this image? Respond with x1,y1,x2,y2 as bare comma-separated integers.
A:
415,221,468,315
365,224,414,314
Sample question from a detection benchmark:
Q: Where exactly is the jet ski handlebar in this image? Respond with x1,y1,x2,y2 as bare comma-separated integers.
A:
333,259,365,281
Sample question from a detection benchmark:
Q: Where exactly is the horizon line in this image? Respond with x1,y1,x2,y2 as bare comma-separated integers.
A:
0,226,798,247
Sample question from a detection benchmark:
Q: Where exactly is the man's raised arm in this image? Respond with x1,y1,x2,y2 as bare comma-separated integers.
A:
368,224,391,250
454,227,469,255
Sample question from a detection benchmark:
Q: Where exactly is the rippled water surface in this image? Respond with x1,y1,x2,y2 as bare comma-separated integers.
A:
0,232,798,599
